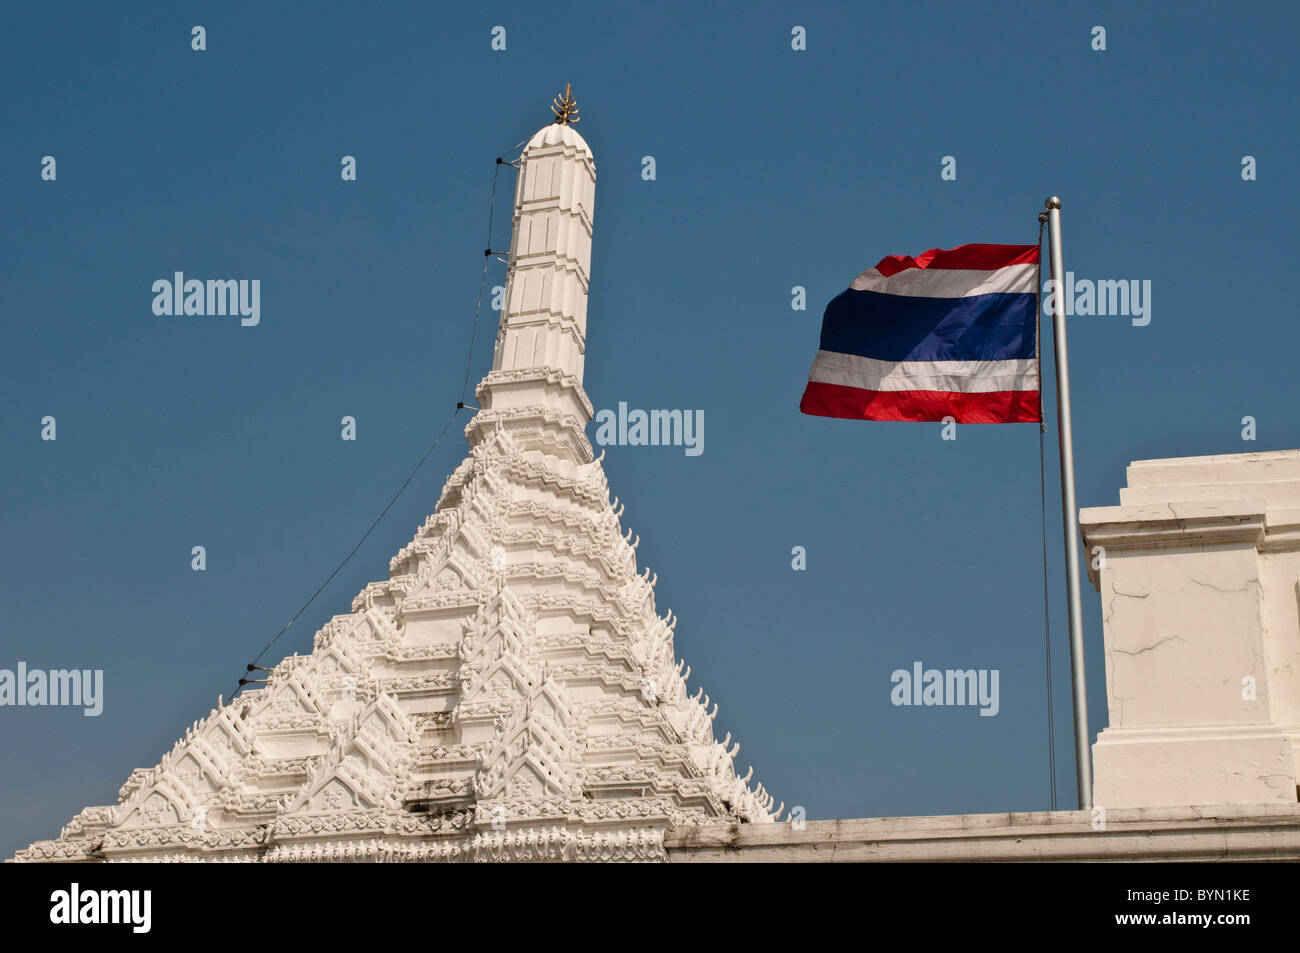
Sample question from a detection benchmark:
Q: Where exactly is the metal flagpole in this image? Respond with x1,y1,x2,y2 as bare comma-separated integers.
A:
1043,195,1093,810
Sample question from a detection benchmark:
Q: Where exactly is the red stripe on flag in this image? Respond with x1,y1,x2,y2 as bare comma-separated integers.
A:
799,381,1041,424
873,243,1040,278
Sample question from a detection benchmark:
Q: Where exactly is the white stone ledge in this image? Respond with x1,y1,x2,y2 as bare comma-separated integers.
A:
1126,450,1300,487
664,804,1300,862
1080,499,1268,527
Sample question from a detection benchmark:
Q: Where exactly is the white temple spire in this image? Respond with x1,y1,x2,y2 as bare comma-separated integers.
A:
14,92,777,865
473,88,597,461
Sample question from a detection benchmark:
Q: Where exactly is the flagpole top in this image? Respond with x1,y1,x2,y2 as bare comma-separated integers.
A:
1045,196,1062,210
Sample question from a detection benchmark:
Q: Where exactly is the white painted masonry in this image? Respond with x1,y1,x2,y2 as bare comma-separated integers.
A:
1081,450,1300,810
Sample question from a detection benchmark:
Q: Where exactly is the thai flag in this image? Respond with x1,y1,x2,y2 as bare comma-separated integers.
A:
800,244,1041,424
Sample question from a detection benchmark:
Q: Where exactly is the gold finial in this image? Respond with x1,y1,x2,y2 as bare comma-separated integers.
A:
551,83,579,125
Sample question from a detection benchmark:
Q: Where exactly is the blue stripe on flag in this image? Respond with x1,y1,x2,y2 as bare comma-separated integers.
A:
818,289,1037,363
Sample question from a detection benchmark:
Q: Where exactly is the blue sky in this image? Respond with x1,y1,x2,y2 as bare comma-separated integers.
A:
2,0,1296,856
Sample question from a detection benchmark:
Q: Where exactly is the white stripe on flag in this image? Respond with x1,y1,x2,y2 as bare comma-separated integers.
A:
849,263,1037,299
808,351,1039,394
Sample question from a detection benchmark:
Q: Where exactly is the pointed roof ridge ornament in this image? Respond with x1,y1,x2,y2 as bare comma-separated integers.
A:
551,83,579,125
